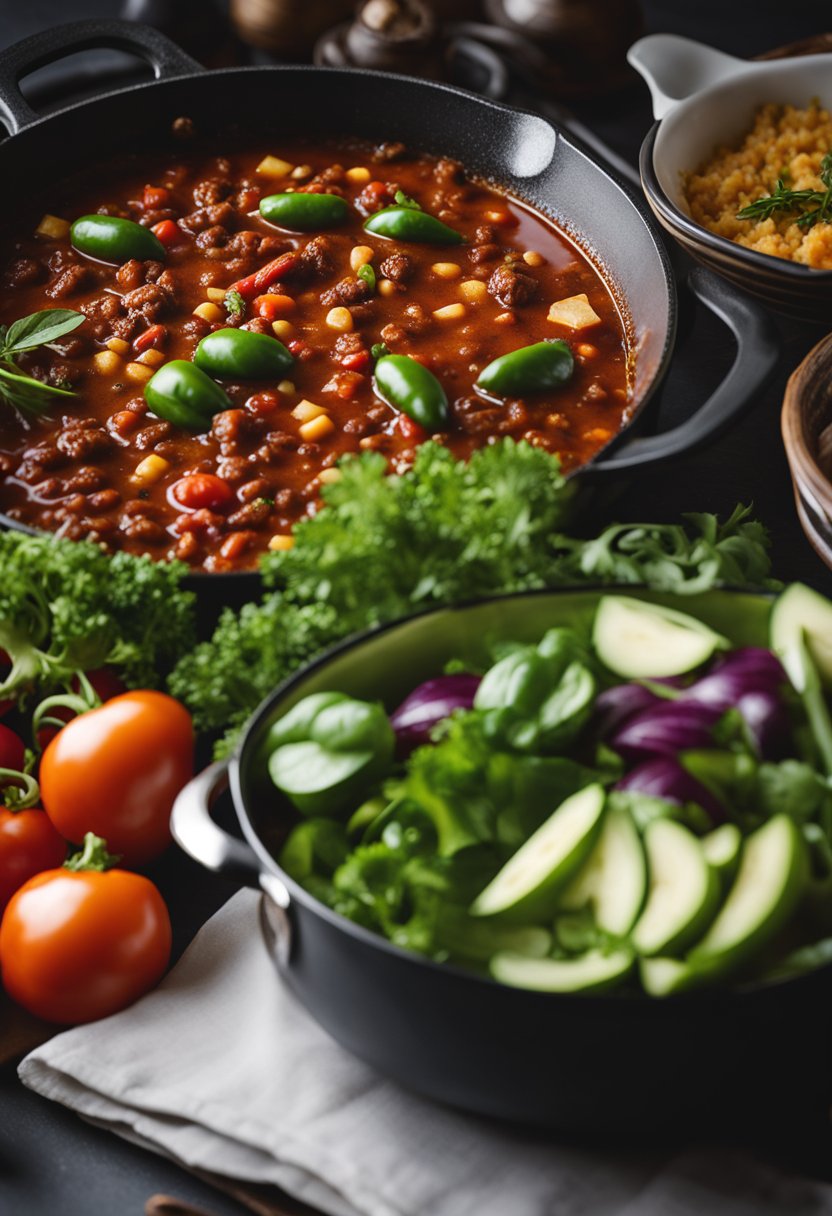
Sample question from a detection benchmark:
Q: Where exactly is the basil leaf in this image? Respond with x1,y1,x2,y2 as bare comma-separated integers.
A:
4,309,84,354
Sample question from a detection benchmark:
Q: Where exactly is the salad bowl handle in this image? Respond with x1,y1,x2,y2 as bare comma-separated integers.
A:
627,34,748,120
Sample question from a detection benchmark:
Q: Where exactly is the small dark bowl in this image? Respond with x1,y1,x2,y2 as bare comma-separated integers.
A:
782,332,832,570
173,586,832,1136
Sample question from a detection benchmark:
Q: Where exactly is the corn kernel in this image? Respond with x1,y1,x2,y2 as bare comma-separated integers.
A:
92,351,123,375
577,343,598,358
256,155,293,177
132,455,170,485
547,293,602,330
136,348,165,368
459,279,487,303
35,213,70,240
326,306,353,332
350,244,375,272
206,287,226,302
106,337,130,355
268,534,295,551
523,250,545,267
433,303,465,321
299,414,336,442
495,311,514,324
272,320,294,340
124,361,154,383
193,302,224,323
431,262,462,279
290,164,312,180
377,278,397,297
278,379,296,395
318,467,342,485
292,399,326,422
346,166,371,184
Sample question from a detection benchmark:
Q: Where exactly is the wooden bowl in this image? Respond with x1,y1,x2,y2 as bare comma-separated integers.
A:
782,333,832,568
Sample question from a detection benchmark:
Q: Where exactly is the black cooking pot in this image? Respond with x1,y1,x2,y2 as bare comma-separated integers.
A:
172,587,832,1137
0,20,779,614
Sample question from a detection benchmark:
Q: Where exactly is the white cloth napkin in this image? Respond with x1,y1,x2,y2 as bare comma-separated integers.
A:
19,891,832,1216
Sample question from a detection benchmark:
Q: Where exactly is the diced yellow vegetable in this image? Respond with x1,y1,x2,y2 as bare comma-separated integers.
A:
346,167,371,184
290,164,312,180
35,214,70,240
92,351,123,375
132,455,170,485
106,337,130,355
459,279,487,303
257,155,294,178
318,468,342,485
136,348,165,368
350,245,375,272
278,379,296,395
299,414,336,442
206,287,226,302
433,303,465,321
292,399,326,422
326,306,353,332
432,262,462,279
124,361,154,383
272,320,294,340
268,534,295,551
193,302,224,323
547,293,602,330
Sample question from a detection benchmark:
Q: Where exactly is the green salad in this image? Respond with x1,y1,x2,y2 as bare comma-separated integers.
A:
263,584,832,996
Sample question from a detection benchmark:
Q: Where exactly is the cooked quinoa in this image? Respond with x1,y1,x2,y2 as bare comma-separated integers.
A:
684,101,832,269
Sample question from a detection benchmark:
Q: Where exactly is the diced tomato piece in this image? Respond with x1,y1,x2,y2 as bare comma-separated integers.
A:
254,294,295,321
144,185,172,210
288,339,309,357
335,371,364,400
151,219,181,247
231,252,299,300
341,349,371,372
397,414,428,443
133,324,167,354
171,474,234,512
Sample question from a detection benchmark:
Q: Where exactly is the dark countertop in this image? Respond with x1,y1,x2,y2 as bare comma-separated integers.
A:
2,4,832,1215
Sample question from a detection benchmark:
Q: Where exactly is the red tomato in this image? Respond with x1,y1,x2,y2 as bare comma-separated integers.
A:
171,473,234,512
36,667,127,752
0,724,25,773
39,691,194,864
150,219,181,247
0,865,171,1024
0,808,67,912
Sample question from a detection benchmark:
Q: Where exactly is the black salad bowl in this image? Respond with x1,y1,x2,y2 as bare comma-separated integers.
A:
0,20,780,609
172,587,832,1137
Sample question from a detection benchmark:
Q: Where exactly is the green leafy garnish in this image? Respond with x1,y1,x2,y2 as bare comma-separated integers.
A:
0,309,84,418
357,263,376,292
736,153,832,229
370,342,389,360
394,190,421,211
224,289,246,318
169,441,775,752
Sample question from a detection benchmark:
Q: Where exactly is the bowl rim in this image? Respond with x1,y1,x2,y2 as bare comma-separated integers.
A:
640,122,832,283
782,331,832,505
230,583,832,1006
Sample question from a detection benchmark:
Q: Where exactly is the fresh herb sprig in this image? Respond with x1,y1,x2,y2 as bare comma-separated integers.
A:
736,153,832,229
0,309,85,418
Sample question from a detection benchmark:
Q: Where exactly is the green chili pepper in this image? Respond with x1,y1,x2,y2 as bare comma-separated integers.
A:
193,328,293,380
364,206,463,245
476,339,574,397
259,192,350,231
144,360,232,431
374,354,450,430
70,215,166,264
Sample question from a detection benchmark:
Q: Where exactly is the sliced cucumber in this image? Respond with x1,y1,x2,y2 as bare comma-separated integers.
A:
491,947,634,992
470,784,605,921
702,823,742,882
631,819,720,957
771,583,832,687
639,956,699,997
592,595,726,679
688,814,807,976
559,804,646,936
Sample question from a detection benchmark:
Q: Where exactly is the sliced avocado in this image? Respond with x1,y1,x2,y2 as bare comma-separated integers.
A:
688,814,807,978
770,583,832,688
592,595,726,679
631,819,720,957
470,784,605,922
559,804,646,936
491,947,634,992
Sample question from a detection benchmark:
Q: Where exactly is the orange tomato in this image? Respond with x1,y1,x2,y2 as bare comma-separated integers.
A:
39,691,194,864
0,864,171,1024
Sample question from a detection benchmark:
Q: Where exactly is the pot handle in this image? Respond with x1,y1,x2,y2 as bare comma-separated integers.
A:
171,761,267,890
584,266,779,478
627,34,747,120
0,18,200,136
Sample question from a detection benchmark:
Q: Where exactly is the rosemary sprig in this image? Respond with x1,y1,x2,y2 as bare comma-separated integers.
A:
0,308,85,419
737,153,832,229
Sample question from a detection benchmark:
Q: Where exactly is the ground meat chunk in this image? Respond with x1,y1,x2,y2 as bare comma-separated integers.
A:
179,202,235,234
49,335,91,359
241,318,272,336
56,424,114,460
380,322,405,346
133,422,173,451
474,224,499,246
487,261,538,308
192,178,233,208
195,225,229,251
331,333,365,360
434,158,466,186
81,295,123,330
122,283,170,321
22,442,65,470
295,235,335,282
356,181,397,214
227,499,271,528
320,275,372,308
5,258,42,287
115,259,145,292
258,235,291,259
468,244,501,265
402,303,431,334
62,467,105,494
373,141,407,162
224,231,261,259
378,252,413,283
211,409,248,449
46,265,89,299
452,396,503,433
120,516,167,544
303,165,345,192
